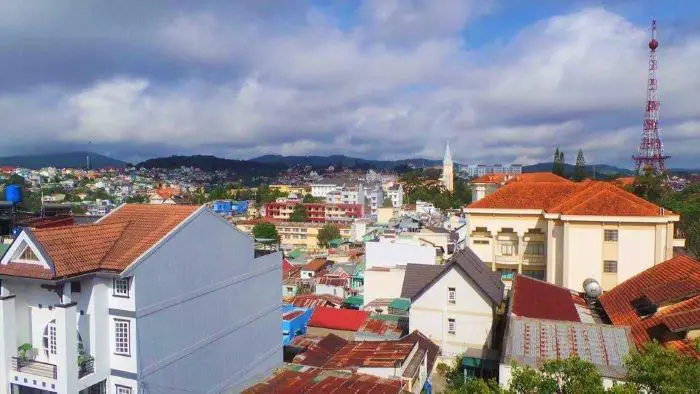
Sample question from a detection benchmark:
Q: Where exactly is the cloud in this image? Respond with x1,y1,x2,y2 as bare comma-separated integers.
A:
0,2,698,168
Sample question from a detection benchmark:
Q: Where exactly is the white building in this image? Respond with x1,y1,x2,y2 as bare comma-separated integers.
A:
442,143,454,192
310,182,340,198
401,248,503,360
0,204,281,394
386,184,404,208
465,164,522,178
363,185,384,215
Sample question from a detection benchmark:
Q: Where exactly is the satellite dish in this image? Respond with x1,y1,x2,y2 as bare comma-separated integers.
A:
583,278,603,298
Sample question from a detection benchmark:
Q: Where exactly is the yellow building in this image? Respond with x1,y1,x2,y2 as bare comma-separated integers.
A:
270,184,308,196
236,220,351,253
465,180,684,291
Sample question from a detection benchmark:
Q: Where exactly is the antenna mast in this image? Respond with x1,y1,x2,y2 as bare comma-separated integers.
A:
633,19,669,173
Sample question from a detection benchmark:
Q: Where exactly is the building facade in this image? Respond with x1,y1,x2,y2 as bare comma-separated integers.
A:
465,181,684,291
263,202,363,223
442,143,454,192
236,220,351,252
0,204,282,394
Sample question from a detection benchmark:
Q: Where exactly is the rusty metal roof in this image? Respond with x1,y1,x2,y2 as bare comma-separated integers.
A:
356,316,406,340
324,340,416,369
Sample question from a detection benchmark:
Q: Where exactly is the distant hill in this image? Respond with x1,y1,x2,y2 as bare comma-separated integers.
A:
522,162,633,178
137,155,285,176
0,151,125,169
251,154,443,169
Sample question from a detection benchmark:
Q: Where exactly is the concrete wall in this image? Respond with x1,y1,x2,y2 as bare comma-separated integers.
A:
408,267,494,357
315,284,347,298
563,224,603,290
132,209,282,394
363,267,406,307
618,225,656,284
365,242,435,269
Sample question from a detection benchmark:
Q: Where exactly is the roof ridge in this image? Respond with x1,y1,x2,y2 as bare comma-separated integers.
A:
557,183,613,214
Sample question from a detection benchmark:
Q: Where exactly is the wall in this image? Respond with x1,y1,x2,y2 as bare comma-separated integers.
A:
408,267,495,357
618,225,656,284
363,267,406,306
315,284,346,298
132,209,282,394
365,242,435,269
563,223,603,290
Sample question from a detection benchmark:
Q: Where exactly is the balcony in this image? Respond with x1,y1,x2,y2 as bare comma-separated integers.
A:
11,357,57,380
78,355,95,378
522,255,545,265
494,254,519,264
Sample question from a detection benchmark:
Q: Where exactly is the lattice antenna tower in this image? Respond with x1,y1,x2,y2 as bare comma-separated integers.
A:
633,19,669,173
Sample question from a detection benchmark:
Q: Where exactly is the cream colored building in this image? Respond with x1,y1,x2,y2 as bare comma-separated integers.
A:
465,180,684,291
236,220,350,252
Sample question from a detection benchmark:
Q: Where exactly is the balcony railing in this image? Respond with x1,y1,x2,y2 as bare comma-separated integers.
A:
523,255,545,265
11,357,57,379
495,255,519,264
79,355,95,378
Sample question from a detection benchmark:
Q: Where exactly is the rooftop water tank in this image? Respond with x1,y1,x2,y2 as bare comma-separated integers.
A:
583,278,603,298
4,184,22,204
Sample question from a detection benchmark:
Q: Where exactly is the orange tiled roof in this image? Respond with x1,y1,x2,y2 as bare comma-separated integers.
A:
3,204,198,279
612,176,635,187
303,258,329,272
471,172,570,185
599,255,700,359
468,180,673,217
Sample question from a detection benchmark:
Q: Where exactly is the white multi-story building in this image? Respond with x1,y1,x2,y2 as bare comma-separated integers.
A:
386,184,404,208
465,164,522,178
363,185,383,215
310,182,341,198
0,204,281,394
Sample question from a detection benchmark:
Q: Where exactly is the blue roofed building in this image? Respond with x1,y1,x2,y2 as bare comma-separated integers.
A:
282,304,314,345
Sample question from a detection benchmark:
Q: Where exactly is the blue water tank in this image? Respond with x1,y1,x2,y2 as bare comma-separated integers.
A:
5,184,22,204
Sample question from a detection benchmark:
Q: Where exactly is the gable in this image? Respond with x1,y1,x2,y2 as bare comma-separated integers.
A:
0,231,54,273
411,266,494,313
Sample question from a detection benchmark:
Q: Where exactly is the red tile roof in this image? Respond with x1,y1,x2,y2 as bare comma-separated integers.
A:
510,275,581,322
243,366,408,394
469,180,673,217
303,258,329,272
283,258,295,274
599,255,700,359
1,204,198,279
308,307,370,331
471,172,570,185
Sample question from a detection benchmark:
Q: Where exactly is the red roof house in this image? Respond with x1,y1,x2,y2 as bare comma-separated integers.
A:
308,306,370,332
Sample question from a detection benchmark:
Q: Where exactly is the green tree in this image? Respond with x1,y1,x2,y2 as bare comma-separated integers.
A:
658,183,700,258
208,186,229,201
509,358,606,394
317,224,341,248
302,194,323,203
573,149,587,182
382,197,393,208
552,147,562,176
625,340,700,393
630,167,666,204
125,195,148,204
289,204,309,222
252,222,279,241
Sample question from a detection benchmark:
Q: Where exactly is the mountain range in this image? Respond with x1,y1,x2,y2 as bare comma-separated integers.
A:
0,151,126,169
2,151,696,177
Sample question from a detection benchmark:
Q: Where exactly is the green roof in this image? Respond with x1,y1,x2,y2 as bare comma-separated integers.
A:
0,243,9,258
328,238,346,247
389,298,411,311
287,249,302,259
343,295,364,306
353,261,365,276
370,314,403,322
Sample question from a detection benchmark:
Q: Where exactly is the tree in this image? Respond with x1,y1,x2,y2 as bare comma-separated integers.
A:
552,147,562,176
125,195,148,204
302,194,323,203
630,167,666,204
252,222,279,241
382,197,393,208
573,149,587,182
317,224,341,248
509,357,606,394
625,340,700,393
289,204,309,222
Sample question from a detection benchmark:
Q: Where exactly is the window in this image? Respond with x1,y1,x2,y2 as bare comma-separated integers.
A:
286,287,294,292
604,230,618,242
525,242,545,256
604,260,618,273
115,386,132,394
523,270,545,280
473,240,489,245
474,227,488,233
17,246,39,262
113,278,130,297
43,320,57,356
447,318,456,335
114,319,130,356
448,287,456,304
499,241,517,256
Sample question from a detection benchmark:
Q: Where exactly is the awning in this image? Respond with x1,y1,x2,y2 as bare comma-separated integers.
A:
389,298,411,311
344,295,364,307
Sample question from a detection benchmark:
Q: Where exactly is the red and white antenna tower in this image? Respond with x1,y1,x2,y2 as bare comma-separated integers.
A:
633,19,669,173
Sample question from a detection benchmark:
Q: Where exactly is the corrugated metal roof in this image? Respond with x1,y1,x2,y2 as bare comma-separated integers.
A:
502,316,633,379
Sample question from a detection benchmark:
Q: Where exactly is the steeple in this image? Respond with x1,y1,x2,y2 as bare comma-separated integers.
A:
443,141,453,165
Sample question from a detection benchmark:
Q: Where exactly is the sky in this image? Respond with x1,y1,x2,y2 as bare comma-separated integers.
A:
1,0,699,168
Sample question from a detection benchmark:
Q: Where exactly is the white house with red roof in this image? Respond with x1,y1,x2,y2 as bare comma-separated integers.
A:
465,180,685,291
0,204,282,394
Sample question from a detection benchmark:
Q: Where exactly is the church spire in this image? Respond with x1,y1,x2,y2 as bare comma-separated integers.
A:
443,141,453,165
